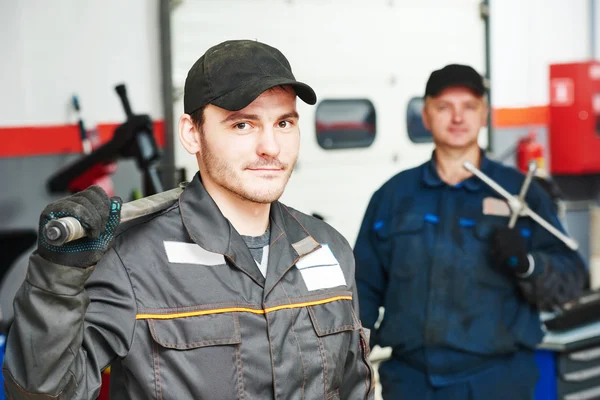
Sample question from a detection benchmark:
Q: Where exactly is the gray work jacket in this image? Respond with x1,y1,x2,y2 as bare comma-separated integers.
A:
3,174,375,399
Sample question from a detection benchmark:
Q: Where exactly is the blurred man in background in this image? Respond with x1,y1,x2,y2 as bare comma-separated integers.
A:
354,64,587,399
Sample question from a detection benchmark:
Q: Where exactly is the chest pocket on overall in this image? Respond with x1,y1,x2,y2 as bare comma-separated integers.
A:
375,212,426,279
148,312,242,397
308,299,360,397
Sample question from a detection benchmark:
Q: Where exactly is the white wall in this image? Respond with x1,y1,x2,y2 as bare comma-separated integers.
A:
490,0,591,108
0,1,595,137
0,0,163,128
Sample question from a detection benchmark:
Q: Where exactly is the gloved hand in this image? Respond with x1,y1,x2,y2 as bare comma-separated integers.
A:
490,227,531,277
37,186,123,268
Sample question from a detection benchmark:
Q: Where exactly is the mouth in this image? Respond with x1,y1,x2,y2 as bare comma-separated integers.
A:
449,128,469,134
248,167,283,170
246,168,285,176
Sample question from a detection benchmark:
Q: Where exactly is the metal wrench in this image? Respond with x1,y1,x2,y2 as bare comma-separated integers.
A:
463,161,579,250
42,183,187,246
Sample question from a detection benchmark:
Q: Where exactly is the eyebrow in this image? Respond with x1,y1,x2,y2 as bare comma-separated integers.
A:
278,111,300,120
434,100,479,106
220,113,261,124
220,111,300,124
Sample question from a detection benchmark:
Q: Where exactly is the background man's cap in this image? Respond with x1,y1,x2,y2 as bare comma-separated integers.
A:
184,40,317,114
424,64,486,98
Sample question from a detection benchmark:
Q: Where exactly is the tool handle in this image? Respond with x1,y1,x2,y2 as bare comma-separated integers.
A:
43,217,87,246
523,207,579,250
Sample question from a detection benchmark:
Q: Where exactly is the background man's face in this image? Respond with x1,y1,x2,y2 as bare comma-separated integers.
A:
422,86,488,151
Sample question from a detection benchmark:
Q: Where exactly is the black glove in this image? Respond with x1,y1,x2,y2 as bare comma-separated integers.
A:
490,227,531,276
38,186,122,268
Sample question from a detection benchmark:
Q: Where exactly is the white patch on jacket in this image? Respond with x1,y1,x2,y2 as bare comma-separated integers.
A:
163,241,226,266
295,244,346,291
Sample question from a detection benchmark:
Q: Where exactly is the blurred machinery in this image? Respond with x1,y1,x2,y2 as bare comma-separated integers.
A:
47,84,165,198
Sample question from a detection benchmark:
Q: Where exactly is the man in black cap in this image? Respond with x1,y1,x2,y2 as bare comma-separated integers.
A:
3,40,375,399
354,64,586,399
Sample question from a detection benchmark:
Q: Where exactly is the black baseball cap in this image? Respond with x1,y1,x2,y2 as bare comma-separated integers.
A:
184,40,317,114
424,64,486,98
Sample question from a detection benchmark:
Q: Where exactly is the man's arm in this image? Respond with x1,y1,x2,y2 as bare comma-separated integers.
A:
3,248,137,399
517,188,588,310
353,191,387,347
491,182,588,311
2,186,137,399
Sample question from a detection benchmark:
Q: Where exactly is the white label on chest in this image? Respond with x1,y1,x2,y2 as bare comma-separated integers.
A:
295,244,347,291
164,241,226,266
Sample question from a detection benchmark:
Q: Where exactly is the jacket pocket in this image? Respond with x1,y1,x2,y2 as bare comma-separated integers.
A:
375,212,425,240
376,212,426,279
148,312,242,399
149,312,241,349
308,299,359,395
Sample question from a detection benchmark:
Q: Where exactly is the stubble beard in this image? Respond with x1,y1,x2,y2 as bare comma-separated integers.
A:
199,134,296,204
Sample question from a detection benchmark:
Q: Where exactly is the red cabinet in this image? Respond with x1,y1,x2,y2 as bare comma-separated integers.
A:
549,61,600,175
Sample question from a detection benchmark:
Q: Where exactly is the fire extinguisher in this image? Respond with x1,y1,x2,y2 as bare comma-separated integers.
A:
516,130,546,176
515,130,567,223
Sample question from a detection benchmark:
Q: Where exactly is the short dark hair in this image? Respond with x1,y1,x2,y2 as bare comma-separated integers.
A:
190,106,205,130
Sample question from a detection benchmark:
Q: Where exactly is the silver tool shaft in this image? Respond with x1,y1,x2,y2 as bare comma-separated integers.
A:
508,160,537,228
463,161,578,250
43,185,185,246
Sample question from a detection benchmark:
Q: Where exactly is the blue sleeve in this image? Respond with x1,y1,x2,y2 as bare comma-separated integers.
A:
517,181,588,310
353,190,387,346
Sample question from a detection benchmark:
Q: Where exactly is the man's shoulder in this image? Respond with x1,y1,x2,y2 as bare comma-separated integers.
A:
485,158,535,192
379,163,424,192
113,203,181,244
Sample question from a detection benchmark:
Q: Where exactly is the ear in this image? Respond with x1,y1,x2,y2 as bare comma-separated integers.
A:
421,100,431,131
178,114,201,154
480,101,490,128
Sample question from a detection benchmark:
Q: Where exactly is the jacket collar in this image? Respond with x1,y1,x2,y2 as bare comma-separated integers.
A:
422,149,492,192
264,202,320,297
179,173,319,294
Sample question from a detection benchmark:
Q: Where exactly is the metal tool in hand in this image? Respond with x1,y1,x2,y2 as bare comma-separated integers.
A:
463,161,579,251
43,183,186,246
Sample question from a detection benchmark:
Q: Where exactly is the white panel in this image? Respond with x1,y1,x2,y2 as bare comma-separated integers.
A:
0,0,163,127
491,0,590,108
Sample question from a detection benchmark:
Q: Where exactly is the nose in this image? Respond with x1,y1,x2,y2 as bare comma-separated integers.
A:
257,127,281,159
452,107,464,124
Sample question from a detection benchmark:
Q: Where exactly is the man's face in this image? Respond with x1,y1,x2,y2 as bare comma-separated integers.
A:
195,86,300,204
422,86,488,150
